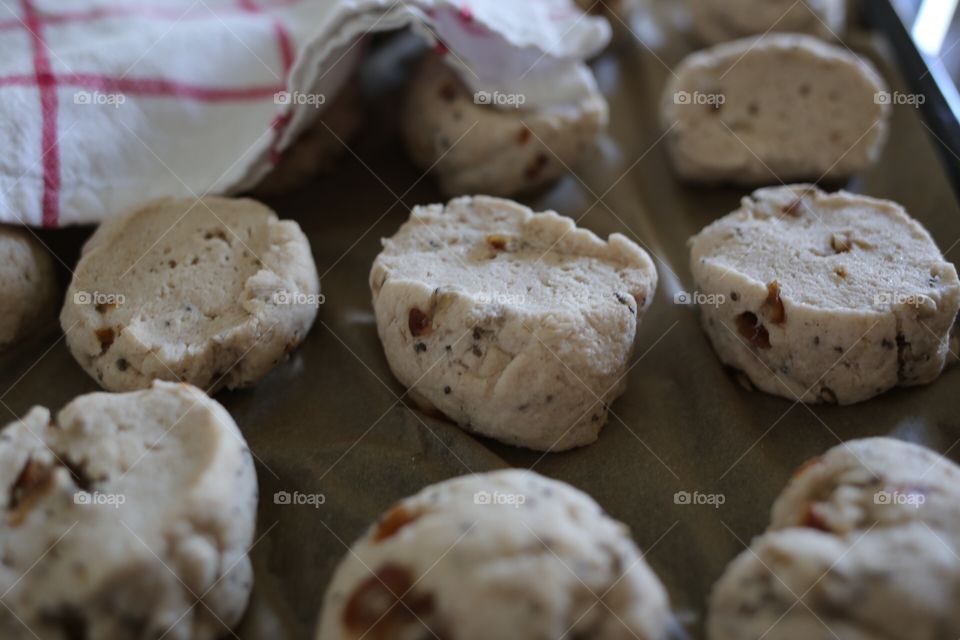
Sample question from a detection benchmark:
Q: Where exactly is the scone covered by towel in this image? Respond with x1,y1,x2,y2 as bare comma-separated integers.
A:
661,34,889,185
318,469,671,640
370,196,658,451
709,438,960,640
688,185,960,404
62,197,320,393
0,382,258,640
402,51,608,198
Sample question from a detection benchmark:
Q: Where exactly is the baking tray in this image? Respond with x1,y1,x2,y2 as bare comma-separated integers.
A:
2,1,959,638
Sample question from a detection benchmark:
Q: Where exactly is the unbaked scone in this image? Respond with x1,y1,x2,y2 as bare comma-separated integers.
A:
708,438,960,640
402,51,608,198
690,0,846,45
370,196,658,451
253,81,362,196
0,381,258,640
317,469,671,640
688,185,960,404
62,197,320,393
661,34,889,185
0,225,58,350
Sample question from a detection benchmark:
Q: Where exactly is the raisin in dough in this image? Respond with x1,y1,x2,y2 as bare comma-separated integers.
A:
688,185,960,404
690,0,846,45
0,225,57,350
661,34,889,185
402,52,608,198
370,196,658,451
317,470,671,640
61,197,320,393
708,438,960,640
253,82,362,196
0,381,258,640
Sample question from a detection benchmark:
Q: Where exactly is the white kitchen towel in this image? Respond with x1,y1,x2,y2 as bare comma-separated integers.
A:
0,0,609,227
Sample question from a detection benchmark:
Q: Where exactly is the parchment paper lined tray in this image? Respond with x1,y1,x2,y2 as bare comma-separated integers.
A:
1,2,958,638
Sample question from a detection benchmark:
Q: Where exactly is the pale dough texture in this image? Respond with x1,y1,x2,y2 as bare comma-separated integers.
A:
402,52,608,198
370,196,658,451
690,0,846,45
0,381,258,640
318,469,671,640
709,438,960,640
0,225,58,350
661,34,889,185
689,185,960,404
62,197,320,393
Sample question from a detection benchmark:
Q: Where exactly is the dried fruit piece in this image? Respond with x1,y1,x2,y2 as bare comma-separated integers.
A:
830,232,853,253
95,328,115,354
343,564,435,639
485,235,509,251
764,281,786,324
408,308,431,337
8,460,55,526
374,504,421,543
735,312,771,350
800,503,830,532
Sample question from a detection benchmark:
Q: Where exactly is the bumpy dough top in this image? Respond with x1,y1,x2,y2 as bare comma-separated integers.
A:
0,381,258,640
318,469,670,640
690,185,960,312
372,196,656,315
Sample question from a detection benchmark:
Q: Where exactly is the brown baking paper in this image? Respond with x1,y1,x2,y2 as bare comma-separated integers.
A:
1,2,958,639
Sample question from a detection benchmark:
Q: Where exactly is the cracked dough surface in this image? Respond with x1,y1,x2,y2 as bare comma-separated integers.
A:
402,51,608,198
708,438,960,640
689,185,960,404
370,196,658,451
61,197,320,393
0,381,258,640
0,225,57,350
661,34,889,185
317,469,670,640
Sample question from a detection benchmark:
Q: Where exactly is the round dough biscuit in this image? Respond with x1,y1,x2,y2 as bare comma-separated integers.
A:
0,381,258,640
688,185,960,404
62,197,320,393
402,52,608,198
708,438,960,640
690,0,846,45
317,470,671,640
661,34,889,185
0,225,58,350
370,196,658,451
